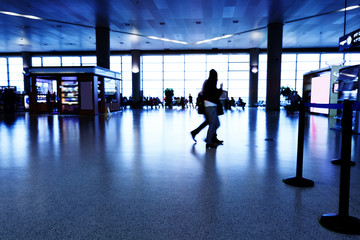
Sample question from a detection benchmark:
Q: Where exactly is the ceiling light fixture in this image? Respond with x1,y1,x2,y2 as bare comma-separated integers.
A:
148,36,188,44
338,4,360,11
195,34,233,44
0,11,42,20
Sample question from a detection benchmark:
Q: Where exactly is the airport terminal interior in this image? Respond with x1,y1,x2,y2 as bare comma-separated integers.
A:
1,0,360,239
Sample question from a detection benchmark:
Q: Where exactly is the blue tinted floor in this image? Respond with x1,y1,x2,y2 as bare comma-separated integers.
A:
0,107,359,239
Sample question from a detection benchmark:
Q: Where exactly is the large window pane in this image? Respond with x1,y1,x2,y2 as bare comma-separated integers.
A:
42,57,61,66
62,56,81,66
81,56,96,66
185,71,206,81
282,54,297,62
228,71,248,80
8,57,24,91
164,55,184,63
207,62,228,72
143,72,162,80
229,62,248,71
258,54,267,102
345,53,360,65
164,72,184,80
206,54,228,63
143,63,163,72
0,58,7,86
297,54,320,62
122,56,132,97
164,62,184,72
32,57,42,67
229,54,249,62
185,54,206,63
185,62,206,72
142,56,163,98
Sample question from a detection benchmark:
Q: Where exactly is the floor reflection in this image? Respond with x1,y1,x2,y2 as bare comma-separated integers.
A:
0,109,359,239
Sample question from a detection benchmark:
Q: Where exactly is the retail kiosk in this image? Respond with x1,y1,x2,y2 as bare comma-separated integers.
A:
303,65,341,117
28,66,121,115
335,64,360,133
303,64,360,133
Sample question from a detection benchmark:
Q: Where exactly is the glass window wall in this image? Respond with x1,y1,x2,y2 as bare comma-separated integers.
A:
8,57,24,92
0,58,7,87
2,51,359,104
141,53,250,102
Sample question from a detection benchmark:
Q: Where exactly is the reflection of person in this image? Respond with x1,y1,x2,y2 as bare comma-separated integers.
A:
202,69,223,149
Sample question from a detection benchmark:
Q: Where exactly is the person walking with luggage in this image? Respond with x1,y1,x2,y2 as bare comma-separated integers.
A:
199,69,223,149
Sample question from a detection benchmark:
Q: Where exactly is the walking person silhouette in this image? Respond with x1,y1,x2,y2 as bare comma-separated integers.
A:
191,69,224,148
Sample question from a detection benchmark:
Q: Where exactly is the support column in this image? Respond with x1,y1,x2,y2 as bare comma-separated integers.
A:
131,50,141,105
249,48,259,107
96,26,110,69
22,52,32,94
266,22,283,111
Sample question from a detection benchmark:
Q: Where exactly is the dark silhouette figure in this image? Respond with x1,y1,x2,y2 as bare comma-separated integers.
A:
52,92,57,112
189,94,194,108
191,69,223,149
46,91,52,113
238,97,246,110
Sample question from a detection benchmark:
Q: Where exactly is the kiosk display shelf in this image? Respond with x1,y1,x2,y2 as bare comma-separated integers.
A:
60,77,79,113
61,79,78,105
334,64,360,133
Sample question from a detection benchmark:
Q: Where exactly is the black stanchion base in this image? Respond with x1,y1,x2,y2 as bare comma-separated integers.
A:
331,159,355,166
282,177,314,187
319,213,360,234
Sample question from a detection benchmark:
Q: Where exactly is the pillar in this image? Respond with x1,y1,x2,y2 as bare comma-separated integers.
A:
249,48,259,107
22,51,32,94
96,26,110,69
131,50,141,104
266,22,283,111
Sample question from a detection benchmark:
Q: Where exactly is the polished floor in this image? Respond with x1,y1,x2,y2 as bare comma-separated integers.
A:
0,107,359,239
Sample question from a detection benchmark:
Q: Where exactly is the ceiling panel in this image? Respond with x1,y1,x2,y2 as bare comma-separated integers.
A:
0,0,359,52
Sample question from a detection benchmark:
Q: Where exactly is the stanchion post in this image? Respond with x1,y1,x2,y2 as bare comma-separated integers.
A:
319,100,360,234
283,100,314,187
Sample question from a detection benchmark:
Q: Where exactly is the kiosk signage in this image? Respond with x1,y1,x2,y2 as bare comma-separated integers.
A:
339,28,360,51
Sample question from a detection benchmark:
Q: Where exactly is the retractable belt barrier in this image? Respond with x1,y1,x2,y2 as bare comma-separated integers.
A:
304,101,360,111
304,102,343,109
282,100,360,234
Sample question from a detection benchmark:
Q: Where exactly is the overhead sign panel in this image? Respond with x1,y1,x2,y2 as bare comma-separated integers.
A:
339,28,360,51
